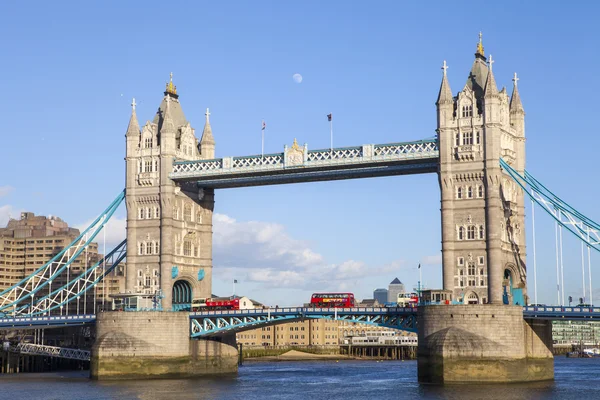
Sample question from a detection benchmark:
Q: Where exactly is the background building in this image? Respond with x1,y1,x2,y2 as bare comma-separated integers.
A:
387,278,405,303
237,319,340,347
0,212,125,310
373,288,388,304
553,321,600,345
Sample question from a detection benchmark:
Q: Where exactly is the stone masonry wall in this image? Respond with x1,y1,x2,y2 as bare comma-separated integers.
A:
91,311,237,380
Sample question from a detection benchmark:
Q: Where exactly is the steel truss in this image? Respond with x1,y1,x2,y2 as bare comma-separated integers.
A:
14,241,127,317
13,343,90,361
501,159,600,252
0,191,125,316
190,307,418,338
170,138,439,184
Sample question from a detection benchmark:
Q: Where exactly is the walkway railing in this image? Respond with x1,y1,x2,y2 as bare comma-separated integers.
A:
13,343,90,361
170,139,439,181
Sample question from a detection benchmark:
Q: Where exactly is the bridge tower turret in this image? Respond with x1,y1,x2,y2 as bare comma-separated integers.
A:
124,74,214,310
436,34,527,305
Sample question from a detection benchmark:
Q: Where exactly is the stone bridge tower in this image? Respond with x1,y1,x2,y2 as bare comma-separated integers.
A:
437,35,526,305
124,75,215,309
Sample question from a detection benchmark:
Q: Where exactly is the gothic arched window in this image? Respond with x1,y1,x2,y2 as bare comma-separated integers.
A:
479,225,485,239
139,242,144,255
196,211,202,224
183,241,192,256
467,186,473,198
144,137,152,148
458,226,465,240
146,242,152,254
457,187,463,199
154,241,159,254
478,185,484,198
467,226,476,240
184,205,192,221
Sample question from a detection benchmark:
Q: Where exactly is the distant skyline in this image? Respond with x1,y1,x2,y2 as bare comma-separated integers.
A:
1,1,600,306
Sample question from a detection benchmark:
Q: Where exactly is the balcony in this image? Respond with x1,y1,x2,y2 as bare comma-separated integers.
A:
454,145,480,161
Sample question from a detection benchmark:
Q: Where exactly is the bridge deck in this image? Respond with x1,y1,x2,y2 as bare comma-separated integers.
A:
170,139,439,188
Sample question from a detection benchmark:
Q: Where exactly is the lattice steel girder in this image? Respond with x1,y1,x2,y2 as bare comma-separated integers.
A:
189,307,418,337
170,139,439,186
0,314,96,330
15,343,91,361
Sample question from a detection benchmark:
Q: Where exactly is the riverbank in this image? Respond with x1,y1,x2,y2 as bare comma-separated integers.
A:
245,349,350,361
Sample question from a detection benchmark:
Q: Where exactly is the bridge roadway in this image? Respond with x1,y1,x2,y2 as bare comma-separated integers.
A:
169,139,439,188
1,306,600,332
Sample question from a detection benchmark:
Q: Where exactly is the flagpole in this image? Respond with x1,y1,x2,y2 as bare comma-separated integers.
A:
330,116,333,151
261,120,265,158
233,279,236,296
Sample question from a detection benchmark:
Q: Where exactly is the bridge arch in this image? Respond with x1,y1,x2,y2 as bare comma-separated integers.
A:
172,280,193,311
464,292,479,305
503,264,525,306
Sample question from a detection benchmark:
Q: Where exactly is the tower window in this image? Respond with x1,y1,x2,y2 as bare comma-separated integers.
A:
184,205,192,221
139,208,145,219
457,257,464,266
154,160,158,172
154,241,159,254
183,241,192,256
455,133,460,146
467,226,476,240
144,137,152,148
155,207,160,218
462,132,473,145
196,211,202,223
478,256,484,265
476,131,481,145
146,242,152,254
144,160,152,172
467,186,473,198
479,225,485,239
138,243,144,255
478,185,484,198
457,187,463,199
458,226,465,240
461,105,473,118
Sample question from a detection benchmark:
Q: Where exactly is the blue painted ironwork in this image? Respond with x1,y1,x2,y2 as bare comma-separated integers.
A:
172,280,192,311
172,266,179,279
0,314,96,329
501,159,600,252
189,307,418,337
523,306,600,320
0,191,125,314
197,269,205,281
170,139,439,188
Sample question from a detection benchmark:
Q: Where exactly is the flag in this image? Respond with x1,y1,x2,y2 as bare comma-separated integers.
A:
418,263,421,269
327,113,332,122
262,120,266,130
234,279,238,283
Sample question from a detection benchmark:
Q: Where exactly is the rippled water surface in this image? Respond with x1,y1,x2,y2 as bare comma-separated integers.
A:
1,357,599,399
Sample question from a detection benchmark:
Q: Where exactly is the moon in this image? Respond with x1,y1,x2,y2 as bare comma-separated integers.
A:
293,73,303,84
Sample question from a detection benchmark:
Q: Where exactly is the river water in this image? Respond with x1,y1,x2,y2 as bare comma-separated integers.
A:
0,357,598,399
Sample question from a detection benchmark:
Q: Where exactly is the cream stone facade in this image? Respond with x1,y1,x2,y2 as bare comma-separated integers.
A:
124,76,215,309
437,35,526,305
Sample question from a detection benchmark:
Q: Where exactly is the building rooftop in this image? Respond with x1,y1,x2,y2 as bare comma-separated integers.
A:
390,278,403,285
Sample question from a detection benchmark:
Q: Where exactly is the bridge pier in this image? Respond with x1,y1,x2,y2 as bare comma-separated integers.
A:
417,305,553,384
91,312,237,380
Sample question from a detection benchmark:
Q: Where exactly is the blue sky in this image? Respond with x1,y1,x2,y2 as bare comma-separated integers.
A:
1,1,600,306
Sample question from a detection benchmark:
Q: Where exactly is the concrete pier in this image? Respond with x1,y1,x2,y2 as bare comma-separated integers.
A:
91,312,237,380
417,305,554,384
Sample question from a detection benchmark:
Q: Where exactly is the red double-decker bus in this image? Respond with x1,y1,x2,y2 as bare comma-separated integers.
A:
206,297,240,310
310,293,355,308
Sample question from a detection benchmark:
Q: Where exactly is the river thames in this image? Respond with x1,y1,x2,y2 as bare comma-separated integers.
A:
0,357,598,399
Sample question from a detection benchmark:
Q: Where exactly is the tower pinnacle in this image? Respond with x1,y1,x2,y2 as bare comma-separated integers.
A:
205,108,211,123
126,97,140,136
510,72,524,113
436,60,453,105
476,31,485,57
164,72,178,98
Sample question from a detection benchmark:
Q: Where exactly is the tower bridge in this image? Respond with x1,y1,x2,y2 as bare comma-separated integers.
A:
2,35,600,383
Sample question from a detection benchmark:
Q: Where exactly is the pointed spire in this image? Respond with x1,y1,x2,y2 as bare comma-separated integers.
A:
126,98,140,136
436,60,453,105
484,54,499,97
200,107,215,145
161,96,176,134
510,72,524,113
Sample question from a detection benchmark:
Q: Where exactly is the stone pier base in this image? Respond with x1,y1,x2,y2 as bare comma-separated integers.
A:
91,312,238,380
417,305,554,384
